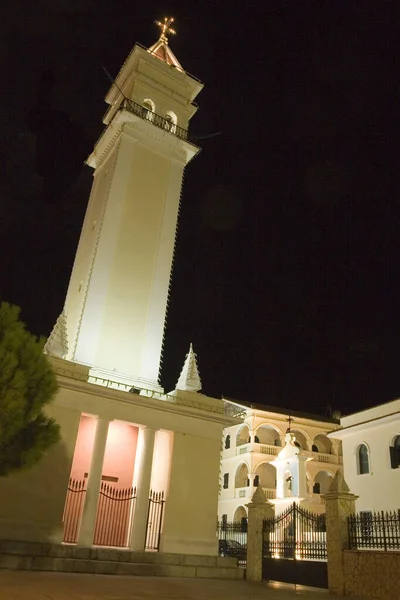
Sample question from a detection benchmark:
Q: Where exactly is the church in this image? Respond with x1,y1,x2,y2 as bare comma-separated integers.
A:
0,18,242,561
0,19,344,578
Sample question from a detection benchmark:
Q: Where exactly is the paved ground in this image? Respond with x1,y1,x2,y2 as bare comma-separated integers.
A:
0,571,362,600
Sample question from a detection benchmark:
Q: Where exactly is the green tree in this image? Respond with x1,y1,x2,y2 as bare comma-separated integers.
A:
0,302,60,475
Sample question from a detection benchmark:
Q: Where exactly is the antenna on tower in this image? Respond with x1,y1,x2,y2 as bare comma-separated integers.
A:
102,65,127,100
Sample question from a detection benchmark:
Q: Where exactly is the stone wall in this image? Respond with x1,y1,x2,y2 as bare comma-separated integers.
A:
343,550,400,600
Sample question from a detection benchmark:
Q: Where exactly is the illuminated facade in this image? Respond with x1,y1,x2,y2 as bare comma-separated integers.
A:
219,400,343,521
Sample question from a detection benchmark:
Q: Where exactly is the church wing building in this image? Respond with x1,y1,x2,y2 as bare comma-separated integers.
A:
328,398,400,513
0,20,241,560
219,400,343,521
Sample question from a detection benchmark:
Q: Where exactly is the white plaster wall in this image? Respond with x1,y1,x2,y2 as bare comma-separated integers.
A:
338,417,400,512
0,404,81,543
160,432,221,556
66,130,187,387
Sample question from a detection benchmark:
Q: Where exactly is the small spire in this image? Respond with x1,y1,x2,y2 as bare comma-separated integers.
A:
44,310,68,359
176,343,202,392
148,17,184,72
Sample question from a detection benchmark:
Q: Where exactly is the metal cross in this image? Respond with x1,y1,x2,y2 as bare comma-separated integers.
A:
286,415,294,432
155,17,176,42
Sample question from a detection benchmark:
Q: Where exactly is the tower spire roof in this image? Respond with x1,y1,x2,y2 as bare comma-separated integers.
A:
176,343,202,392
148,17,184,72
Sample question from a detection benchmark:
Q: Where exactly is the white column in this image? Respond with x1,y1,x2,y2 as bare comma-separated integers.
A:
130,427,156,551
77,417,110,546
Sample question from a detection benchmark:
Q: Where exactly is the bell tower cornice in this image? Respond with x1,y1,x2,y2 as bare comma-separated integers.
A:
87,109,200,170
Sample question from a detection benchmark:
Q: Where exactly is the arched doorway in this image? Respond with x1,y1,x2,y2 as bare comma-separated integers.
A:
290,430,308,450
313,470,333,494
236,425,250,447
254,462,276,498
235,463,249,488
312,434,332,454
256,425,282,447
233,505,247,522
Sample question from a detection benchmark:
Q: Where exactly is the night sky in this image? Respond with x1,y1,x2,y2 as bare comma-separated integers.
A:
1,2,399,417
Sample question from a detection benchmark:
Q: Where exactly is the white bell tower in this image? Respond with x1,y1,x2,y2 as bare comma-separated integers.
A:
45,18,203,391
271,431,312,514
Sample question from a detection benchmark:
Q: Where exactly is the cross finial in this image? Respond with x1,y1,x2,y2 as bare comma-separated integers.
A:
286,415,294,432
155,17,176,43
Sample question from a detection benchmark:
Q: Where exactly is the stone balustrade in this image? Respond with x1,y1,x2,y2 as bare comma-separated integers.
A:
232,441,342,464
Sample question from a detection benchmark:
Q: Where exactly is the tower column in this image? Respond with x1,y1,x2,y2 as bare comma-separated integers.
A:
130,427,156,550
78,417,111,546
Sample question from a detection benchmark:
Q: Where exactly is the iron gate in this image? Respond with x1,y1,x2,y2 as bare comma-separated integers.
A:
263,502,327,588
93,483,137,547
145,491,165,550
63,482,165,550
63,478,86,543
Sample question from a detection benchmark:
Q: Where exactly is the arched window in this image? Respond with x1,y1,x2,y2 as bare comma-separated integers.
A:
357,444,370,475
225,434,231,450
312,444,319,453
390,435,400,469
165,111,177,134
142,99,155,121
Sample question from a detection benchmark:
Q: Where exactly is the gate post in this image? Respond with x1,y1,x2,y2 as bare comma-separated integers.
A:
323,471,358,596
246,485,274,582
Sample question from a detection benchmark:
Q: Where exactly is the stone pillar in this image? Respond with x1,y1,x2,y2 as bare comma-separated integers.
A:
305,440,313,452
330,439,341,463
130,427,156,551
77,417,110,546
323,471,358,596
246,485,274,582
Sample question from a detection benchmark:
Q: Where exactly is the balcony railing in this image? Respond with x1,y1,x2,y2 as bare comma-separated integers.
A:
123,99,191,143
233,440,342,464
234,487,276,500
303,450,343,465
236,443,279,457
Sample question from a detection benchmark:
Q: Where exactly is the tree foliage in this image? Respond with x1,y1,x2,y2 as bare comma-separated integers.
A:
0,302,60,475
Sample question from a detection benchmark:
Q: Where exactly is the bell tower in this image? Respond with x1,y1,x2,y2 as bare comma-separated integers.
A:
46,19,203,391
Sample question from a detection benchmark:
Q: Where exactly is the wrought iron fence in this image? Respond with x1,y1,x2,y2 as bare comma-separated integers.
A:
263,503,327,561
145,491,165,551
123,99,190,143
348,510,400,551
63,478,86,543
93,484,136,547
217,520,247,565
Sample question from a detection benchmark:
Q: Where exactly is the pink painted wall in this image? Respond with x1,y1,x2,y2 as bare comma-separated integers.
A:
103,421,138,489
69,416,138,489
70,415,97,481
